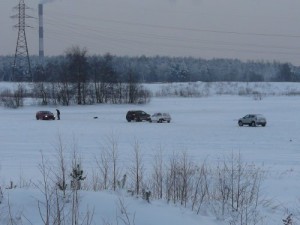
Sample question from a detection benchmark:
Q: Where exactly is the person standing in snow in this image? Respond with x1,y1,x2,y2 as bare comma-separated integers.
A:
56,109,60,120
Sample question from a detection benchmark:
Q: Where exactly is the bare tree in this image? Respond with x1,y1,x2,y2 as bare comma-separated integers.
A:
95,147,110,190
65,46,89,105
13,83,25,107
116,197,136,225
32,82,49,105
151,147,164,199
129,140,144,196
212,161,226,218
53,187,67,225
54,134,68,198
56,61,74,106
89,169,102,191
191,162,210,214
0,84,25,108
178,151,195,207
104,133,120,191
6,194,24,225
165,151,187,204
35,152,55,225
80,205,94,225
95,148,124,192
126,69,138,104
211,153,263,224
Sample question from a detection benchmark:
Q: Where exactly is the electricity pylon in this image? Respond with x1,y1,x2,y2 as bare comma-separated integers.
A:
11,0,32,81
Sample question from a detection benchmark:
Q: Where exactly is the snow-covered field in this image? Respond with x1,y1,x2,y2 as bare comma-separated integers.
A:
0,82,300,225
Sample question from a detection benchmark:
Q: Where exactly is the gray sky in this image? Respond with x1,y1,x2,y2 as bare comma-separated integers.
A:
1,0,300,65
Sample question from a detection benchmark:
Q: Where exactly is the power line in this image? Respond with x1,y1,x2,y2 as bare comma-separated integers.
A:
28,6,300,62
39,14,300,49
42,9,300,39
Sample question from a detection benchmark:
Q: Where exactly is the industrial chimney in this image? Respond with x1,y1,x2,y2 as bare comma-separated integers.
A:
38,4,44,62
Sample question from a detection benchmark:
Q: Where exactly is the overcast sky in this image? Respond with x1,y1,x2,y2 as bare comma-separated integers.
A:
1,0,300,65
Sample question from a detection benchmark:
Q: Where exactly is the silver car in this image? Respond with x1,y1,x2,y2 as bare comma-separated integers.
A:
150,112,171,123
238,114,267,127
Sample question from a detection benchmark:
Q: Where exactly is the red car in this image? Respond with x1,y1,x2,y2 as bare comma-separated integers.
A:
36,111,55,120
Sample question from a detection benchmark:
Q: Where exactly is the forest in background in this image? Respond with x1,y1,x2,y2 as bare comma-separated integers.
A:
1,51,300,83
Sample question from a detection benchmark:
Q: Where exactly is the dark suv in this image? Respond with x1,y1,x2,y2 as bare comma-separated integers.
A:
126,110,151,122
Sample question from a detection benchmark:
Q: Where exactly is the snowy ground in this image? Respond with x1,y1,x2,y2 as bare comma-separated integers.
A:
0,82,300,224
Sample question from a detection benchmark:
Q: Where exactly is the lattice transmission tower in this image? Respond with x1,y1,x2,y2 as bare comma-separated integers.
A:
11,0,32,81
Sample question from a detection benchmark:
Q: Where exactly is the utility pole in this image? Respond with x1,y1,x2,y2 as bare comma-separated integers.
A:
38,4,44,64
11,0,32,82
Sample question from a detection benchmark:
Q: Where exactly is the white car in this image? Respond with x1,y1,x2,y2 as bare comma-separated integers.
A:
150,112,171,123
238,114,267,127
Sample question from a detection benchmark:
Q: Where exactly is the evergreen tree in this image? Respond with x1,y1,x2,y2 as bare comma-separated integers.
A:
70,164,86,190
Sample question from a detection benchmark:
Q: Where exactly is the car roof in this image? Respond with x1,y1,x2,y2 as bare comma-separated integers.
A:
128,110,145,113
246,114,265,118
153,112,169,114
38,111,52,113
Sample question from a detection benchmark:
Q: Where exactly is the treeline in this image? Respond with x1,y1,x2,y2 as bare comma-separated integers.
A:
0,47,152,106
1,49,300,83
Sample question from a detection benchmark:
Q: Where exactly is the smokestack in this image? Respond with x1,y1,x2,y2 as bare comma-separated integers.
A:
38,4,44,62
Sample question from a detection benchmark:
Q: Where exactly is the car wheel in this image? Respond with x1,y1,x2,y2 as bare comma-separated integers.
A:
251,121,256,127
238,121,243,126
262,123,266,127
167,120,170,123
